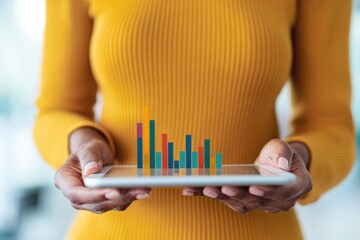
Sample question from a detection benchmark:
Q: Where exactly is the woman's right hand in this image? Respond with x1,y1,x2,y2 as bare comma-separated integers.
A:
54,127,151,214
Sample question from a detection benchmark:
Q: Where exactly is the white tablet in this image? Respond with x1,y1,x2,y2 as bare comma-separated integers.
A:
84,164,296,188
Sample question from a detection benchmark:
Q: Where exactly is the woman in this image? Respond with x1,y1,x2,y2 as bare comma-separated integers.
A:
34,0,355,239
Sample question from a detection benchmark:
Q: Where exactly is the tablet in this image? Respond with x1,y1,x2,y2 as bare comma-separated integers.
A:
84,164,296,188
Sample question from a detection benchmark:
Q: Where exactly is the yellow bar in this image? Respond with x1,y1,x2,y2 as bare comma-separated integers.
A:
143,106,149,168
210,157,216,169
210,157,216,175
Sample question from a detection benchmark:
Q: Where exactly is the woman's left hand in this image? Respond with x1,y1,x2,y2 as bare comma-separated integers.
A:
182,139,313,213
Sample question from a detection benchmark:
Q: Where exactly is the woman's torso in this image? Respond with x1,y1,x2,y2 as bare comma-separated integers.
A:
68,0,302,239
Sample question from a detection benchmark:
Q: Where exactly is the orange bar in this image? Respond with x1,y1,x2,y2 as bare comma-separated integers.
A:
198,146,204,168
162,134,168,168
143,106,149,168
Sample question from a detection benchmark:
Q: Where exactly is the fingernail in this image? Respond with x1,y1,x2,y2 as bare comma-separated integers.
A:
278,157,289,170
182,191,194,196
205,191,218,198
250,188,264,196
136,193,150,200
223,188,237,197
84,161,99,175
105,191,121,200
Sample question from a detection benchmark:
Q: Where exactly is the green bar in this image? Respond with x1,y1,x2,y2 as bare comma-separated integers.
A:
180,151,186,168
156,152,162,168
192,152,198,168
150,120,156,168
204,139,210,168
216,152,222,168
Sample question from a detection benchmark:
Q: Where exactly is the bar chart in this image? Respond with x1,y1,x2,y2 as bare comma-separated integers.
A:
137,106,222,169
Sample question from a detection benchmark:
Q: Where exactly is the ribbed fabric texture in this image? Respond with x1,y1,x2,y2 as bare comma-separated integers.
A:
33,0,355,239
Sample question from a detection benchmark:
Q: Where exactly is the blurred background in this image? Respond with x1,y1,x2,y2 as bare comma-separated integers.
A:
0,0,359,239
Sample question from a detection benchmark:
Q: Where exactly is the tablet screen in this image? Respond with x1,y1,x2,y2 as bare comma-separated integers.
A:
104,165,266,178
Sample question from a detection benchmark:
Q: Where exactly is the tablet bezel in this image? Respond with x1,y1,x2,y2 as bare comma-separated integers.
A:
84,164,296,188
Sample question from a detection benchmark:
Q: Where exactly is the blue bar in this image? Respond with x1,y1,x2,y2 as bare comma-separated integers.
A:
180,151,186,168
168,142,174,169
156,152,162,168
150,120,155,168
137,138,143,168
186,135,192,168
174,160,179,169
204,139,210,168
192,152,198,168
216,152,222,168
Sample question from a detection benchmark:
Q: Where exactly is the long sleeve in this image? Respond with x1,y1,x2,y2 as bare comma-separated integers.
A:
284,0,356,204
33,0,116,169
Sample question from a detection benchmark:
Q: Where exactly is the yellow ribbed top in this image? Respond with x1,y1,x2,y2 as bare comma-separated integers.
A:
34,0,355,239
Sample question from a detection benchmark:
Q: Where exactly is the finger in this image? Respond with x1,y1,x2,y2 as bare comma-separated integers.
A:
122,187,152,200
221,186,249,198
182,187,204,196
113,202,132,211
221,189,295,213
221,186,271,211
264,209,281,214
71,188,151,214
76,141,113,177
203,186,230,201
249,154,312,201
63,185,121,205
256,139,293,171
72,199,133,214
55,161,120,205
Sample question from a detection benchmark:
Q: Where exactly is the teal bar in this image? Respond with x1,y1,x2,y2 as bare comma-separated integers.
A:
150,120,156,168
186,135,192,168
192,152,198,168
156,152,162,168
174,160,179,173
216,152,222,168
174,160,179,169
204,139,210,168
180,151,186,168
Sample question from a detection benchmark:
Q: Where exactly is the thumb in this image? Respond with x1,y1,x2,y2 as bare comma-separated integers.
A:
257,139,294,171
76,140,114,177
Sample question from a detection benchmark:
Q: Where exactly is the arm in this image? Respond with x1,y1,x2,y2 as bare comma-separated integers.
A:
35,0,151,213
284,0,356,204
33,0,116,169
181,0,355,212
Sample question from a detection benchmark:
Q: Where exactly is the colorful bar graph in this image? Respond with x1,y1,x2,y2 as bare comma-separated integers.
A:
204,139,210,168
156,152,162,168
162,134,168,168
168,142,174,169
137,106,222,170
216,152,222,168
186,135,192,168
180,151,186,168
192,152,198,168
198,146,204,168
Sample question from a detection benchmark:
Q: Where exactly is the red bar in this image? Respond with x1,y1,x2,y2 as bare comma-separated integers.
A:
162,134,168,168
198,146,204,168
